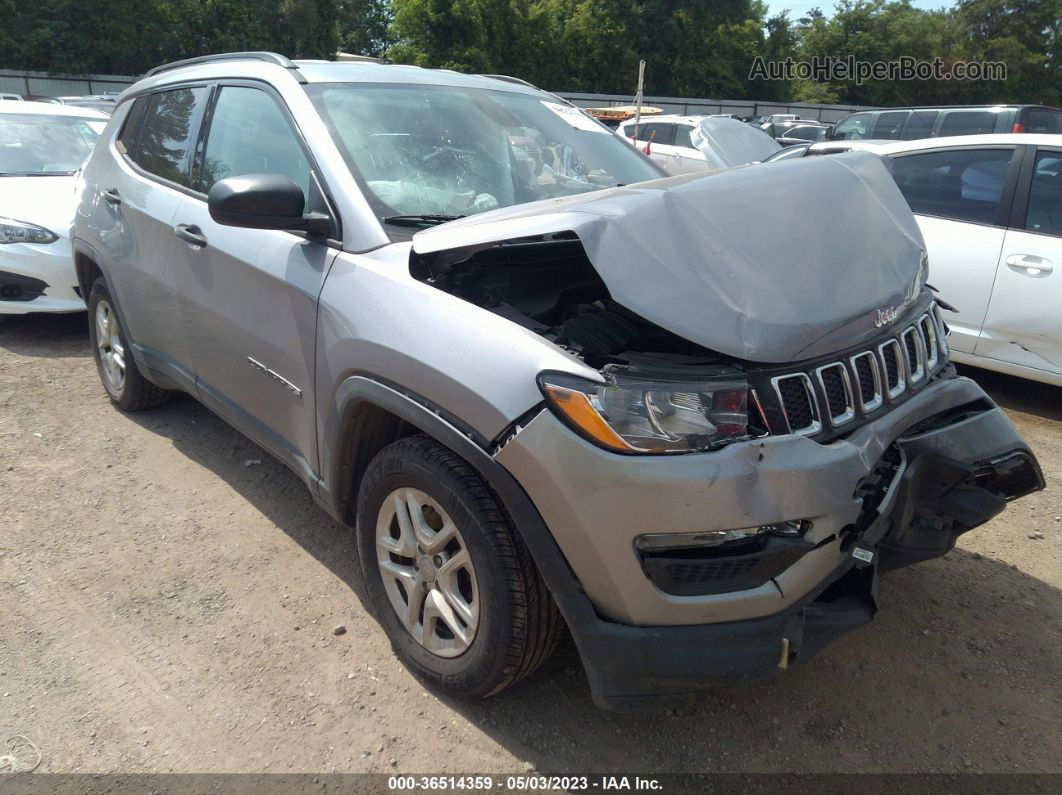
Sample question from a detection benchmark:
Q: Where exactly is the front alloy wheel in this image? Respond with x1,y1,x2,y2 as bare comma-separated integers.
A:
357,435,563,698
375,487,479,657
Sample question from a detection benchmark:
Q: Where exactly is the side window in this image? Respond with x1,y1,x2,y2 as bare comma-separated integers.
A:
633,123,674,146
131,86,210,187
871,111,909,140
786,125,825,142
197,86,311,197
890,148,1015,225
673,124,695,150
938,111,998,137
117,96,149,152
903,110,938,140
1024,152,1062,236
1024,109,1062,134
832,113,872,141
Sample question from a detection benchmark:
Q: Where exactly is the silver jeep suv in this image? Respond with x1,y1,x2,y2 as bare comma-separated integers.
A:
73,52,1043,710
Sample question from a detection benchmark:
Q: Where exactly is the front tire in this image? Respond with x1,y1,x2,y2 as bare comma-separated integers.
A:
87,277,169,411
357,435,562,698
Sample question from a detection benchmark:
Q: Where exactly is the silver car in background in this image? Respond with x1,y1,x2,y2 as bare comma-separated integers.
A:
72,53,1043,710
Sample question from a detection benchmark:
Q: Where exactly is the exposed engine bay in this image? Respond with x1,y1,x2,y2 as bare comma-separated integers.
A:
410,232,737,374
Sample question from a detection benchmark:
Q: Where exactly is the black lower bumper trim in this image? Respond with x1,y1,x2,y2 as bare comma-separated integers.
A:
565,402,1043,711
0,270,48,302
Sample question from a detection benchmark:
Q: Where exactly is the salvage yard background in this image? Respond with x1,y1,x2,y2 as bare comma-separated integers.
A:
0,313,1059,773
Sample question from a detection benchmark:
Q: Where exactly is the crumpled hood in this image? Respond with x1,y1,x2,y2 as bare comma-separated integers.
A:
0,176,78,241
412,151,927,363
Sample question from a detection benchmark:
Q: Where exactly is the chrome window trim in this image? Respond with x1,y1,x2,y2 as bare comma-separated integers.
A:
849,350,884,413
814,363,855,426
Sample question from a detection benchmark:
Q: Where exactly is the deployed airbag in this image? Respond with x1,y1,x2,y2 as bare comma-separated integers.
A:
412,151,927,363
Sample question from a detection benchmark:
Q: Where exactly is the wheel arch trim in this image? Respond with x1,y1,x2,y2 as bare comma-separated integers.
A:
320,375,588,613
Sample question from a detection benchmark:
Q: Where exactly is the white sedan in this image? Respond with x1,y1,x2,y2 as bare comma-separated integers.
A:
767,135,1062,387
1,100,108,314
617,115,780,174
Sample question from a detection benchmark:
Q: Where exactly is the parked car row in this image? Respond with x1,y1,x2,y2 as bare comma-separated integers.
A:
1,55,1049,710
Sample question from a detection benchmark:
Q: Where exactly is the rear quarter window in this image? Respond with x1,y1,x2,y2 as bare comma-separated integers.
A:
1023,109,1062,134
117,96,149,153
938,111,1003,137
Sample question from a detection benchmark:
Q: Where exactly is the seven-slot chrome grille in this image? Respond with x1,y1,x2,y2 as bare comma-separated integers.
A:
767,303,949,437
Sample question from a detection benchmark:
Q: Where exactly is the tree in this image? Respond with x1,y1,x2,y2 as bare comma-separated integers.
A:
338,0,393,56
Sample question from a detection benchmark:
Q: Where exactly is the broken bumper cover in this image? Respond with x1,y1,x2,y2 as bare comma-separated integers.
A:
495,374,1042,709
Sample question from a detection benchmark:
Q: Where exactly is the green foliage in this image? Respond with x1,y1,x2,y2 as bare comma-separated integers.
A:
2,0,1059,106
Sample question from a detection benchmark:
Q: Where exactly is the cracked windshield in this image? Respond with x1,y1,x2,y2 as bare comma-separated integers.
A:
308,83,660,221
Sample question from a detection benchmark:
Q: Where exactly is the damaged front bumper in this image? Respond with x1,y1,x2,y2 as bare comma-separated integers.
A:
495,373,1042,709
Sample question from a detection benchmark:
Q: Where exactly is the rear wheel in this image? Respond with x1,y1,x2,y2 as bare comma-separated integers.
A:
87,277,169,411
357,435,562,698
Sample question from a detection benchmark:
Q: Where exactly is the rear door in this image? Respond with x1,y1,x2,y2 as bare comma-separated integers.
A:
888,145,1022,353
101,85,212,386
667,123,708,173
171,82,339,479
632,122,680,172
975,146,1062,378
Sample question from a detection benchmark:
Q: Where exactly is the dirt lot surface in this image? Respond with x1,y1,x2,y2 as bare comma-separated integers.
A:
1,312,1060,776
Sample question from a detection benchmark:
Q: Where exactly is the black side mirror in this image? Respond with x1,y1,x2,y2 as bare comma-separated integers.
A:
208,173,331,235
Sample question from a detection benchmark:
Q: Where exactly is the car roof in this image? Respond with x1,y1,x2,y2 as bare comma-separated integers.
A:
619,114,707,126
871,133,1062,154
807,139,894,153
0,99,110,119
123,57,553,101
841,104,1059,115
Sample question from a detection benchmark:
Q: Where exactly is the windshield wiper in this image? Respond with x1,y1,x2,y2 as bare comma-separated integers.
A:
382,214,465,227
0,172,75,177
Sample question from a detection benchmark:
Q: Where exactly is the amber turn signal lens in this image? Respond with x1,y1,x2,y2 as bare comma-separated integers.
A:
541,383,634,453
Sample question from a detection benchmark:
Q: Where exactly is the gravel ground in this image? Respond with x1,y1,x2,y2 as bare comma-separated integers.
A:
1,312,1060,775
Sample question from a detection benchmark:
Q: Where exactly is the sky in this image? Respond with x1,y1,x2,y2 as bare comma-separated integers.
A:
763,0,950,20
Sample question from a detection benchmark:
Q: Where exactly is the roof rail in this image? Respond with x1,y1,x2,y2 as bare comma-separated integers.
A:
479,74,536,89
144,52,305,82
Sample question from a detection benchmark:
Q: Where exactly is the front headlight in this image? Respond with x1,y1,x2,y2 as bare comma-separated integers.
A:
0,217,59,245
538,370,750,454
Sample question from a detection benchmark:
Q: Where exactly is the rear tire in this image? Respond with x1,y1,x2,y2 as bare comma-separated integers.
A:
87,277,169,412
357,435,562,698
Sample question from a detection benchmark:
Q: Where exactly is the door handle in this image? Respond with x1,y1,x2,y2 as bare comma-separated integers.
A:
1005,254,1053,277
174,224,207,248
102,188,122,206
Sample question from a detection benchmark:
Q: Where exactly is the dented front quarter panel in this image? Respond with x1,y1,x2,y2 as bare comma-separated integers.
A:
314,242,602,456
413,151,928,364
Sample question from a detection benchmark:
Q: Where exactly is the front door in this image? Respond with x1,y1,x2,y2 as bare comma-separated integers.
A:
172,83,338,479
